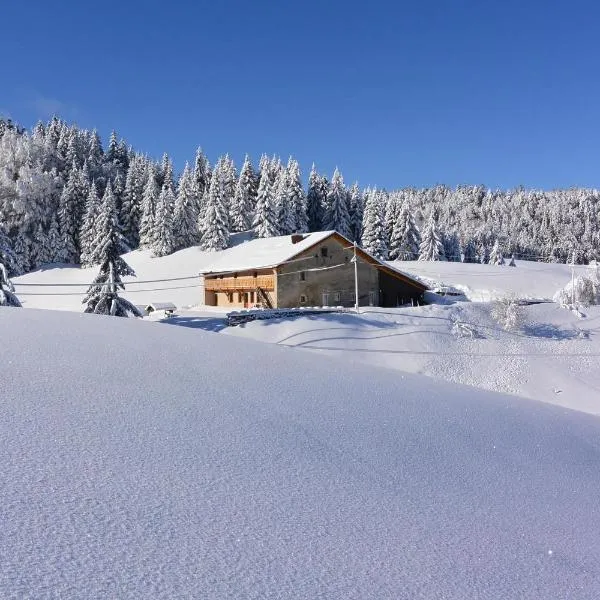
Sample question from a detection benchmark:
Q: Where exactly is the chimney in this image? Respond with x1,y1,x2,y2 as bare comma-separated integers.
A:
291,233,305,244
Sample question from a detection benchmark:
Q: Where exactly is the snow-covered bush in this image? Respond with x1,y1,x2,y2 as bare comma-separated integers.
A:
491,294,523,331
553,274,600,307
451,318,477,338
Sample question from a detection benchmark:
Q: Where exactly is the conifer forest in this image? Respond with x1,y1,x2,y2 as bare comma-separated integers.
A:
1,116,598,277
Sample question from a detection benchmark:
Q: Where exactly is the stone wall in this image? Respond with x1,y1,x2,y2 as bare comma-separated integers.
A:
276,238,379,308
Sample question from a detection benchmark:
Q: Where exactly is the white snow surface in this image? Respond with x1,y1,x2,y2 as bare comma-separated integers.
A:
1,307,600,599
225,303,600,416
391,259,594,301
12,251,600,415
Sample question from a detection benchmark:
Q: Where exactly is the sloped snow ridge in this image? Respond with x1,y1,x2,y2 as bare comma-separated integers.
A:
1,308,599,599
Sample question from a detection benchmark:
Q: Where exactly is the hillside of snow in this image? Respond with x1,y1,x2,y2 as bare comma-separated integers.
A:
12,245,212,312
11,249,600,415
224,303,600,415
2,307,600,598
391,259,590,301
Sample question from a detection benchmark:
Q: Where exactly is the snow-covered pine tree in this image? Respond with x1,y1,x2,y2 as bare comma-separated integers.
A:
139,164,160,248
80,182,102,266
13,229,31,275
88,182,130,265
105,131,128,180
388,201,421,260
348,183,364,243
57,165,81,263
158,152,174,192
461,239,478,263
478,243,489,264
287,158,308,234
82,186,141,318
230,154,257,232
0,262,21,307
324,168,351,238
274,166,294,235
252,167,279,239
153,183,176,257
443,231,461,262
112,170,126,218
0,220,17,275
172,162,201,250
31,222,51,269
488,239,505,265
65,128,82,170
193,147,211,225
46,214,60,263
384,193,400,243
75,161,92,229
361,189,388,259
120,154,147,248
508,254,516,267
418,212,445,261
306,164,325,232
213,154,237,229
87,129,104,185
200,171,230,251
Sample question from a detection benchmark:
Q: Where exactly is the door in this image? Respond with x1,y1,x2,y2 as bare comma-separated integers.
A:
322,292,329,307
243,293,249,308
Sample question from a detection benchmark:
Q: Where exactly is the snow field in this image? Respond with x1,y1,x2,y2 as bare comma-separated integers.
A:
1,307,600,598
12,251,600,414
224,302,600,415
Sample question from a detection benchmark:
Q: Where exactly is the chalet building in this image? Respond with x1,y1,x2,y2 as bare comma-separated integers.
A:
199,231,427,309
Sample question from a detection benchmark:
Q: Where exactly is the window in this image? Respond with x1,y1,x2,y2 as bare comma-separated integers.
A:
300,295,307,304
238,292,243,303
320,247,328,258
333,292,341,303
300,271,305,281
322,292,329,306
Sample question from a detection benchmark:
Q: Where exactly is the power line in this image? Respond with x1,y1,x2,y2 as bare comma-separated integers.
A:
18,284,200,296
14,274,200,287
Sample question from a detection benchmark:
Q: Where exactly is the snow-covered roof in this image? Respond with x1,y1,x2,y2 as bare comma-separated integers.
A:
146,302,177,312
198,231,336,274
199,231,426,289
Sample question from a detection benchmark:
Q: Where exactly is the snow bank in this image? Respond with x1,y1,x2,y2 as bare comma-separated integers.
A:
225,303,600,415
391,259,593,301
1,308,599,598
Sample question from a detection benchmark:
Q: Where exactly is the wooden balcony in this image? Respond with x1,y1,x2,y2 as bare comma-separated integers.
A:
204,275,274,291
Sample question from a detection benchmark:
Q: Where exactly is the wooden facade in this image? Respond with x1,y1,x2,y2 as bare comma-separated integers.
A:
203,269,276,308
201,232,427,309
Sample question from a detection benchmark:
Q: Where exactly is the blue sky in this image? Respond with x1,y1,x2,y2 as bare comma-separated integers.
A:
2,0,599,189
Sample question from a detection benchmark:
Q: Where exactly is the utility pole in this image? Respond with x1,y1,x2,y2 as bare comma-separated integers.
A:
353,240,360,314
570,249,576,306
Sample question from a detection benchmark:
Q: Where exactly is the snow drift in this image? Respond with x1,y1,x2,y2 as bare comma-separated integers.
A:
1,308,599,598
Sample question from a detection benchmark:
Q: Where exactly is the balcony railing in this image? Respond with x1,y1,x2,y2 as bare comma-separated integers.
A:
204,275,274,291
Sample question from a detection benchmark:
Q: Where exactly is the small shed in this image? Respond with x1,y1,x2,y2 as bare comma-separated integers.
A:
145,302,177,317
